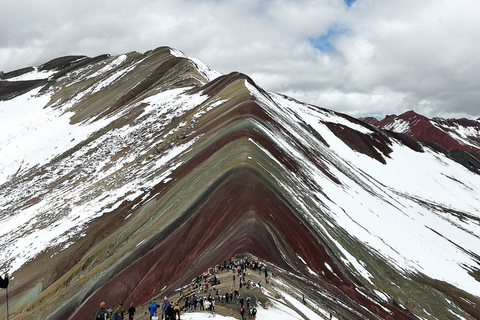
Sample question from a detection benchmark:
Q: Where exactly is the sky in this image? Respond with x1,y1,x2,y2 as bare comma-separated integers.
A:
1,0,480,119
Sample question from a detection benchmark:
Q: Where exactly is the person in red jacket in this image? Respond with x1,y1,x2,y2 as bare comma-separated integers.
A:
240,305,246,320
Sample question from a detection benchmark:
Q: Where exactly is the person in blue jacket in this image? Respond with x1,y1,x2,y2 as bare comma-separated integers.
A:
161,296,170,319
149,300,158,320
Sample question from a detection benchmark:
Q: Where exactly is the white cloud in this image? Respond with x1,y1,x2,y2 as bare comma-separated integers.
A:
1,0,479,119
283,86,411,118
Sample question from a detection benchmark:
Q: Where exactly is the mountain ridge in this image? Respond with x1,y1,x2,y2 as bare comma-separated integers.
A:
0,46,479,320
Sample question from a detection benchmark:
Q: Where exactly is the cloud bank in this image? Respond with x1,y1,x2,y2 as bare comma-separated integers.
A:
1,0,479,119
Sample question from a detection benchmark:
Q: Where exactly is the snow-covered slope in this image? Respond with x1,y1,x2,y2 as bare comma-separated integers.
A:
268,93,480,294
0,47,479,320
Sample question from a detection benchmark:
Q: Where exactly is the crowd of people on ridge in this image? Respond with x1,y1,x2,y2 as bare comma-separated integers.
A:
178,257,263,319
94,256,268,320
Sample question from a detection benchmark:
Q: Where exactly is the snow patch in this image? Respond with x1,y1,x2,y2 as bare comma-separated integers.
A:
189,57,222,82
2,67,56,81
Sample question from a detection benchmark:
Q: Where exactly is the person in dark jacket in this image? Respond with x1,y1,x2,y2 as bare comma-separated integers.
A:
166,303,175,319
127,303,136,320
94,302,108,320
0,273,8,289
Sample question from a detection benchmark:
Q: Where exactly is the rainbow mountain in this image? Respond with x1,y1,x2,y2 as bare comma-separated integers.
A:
0,47,479,320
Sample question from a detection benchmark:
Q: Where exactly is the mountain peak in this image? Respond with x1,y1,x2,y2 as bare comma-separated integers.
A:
366,110,480,157
1,47,480,320
358,116,380,126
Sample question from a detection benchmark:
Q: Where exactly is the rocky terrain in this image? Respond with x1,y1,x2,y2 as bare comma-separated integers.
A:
0,46,479,320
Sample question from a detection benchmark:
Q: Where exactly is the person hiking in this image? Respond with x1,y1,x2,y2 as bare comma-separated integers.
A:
161,296,170,319
240,305,246,320
94,302,109,320
127,303,136,320
189,295,194,311
111,310,122,320
173,302,181,320
149,301,158,320
116,303,124,319
166,303,174,320
107,307,113,318
0,274,8,289
204,300,211,311
1,274,9,320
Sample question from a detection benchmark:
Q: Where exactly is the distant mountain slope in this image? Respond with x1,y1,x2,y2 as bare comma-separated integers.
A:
361,110,480,154
360,111,480,173
0,47,479,320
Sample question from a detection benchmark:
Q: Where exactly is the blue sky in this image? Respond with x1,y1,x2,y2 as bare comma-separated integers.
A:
309,27,350,53
310,31,336,52
344,0,356,7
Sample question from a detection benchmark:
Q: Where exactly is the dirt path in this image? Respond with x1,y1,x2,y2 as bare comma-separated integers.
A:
146,260,322,320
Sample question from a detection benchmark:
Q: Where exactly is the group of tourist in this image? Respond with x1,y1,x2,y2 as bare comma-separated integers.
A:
94,256,265,319
148,297,181,320
94,302,136,320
